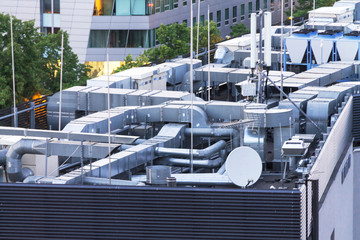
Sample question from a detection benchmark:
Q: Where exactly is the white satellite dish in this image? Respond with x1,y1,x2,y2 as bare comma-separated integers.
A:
225,146,262,187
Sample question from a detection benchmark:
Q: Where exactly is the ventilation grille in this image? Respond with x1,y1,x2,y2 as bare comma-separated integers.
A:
0,184,301,240
353,94,360,142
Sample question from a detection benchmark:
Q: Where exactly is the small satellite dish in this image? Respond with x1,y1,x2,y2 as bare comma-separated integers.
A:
225,146,262,187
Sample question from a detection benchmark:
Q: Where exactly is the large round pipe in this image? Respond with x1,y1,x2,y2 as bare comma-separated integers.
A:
0,148,9,166
184,128,240,149
156,157,223,168
6,139,44,182
155,140,226,159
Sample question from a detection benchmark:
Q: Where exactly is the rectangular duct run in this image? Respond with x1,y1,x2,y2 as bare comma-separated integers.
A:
0,184,302,240
353,94,360,143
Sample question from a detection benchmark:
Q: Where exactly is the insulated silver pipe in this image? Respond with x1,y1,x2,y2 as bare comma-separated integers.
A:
132,173,233,186
155,140,226,159
83,177,145,186
0,148,9,166
6,139,45,182
184,128,240,148
156,157,223,169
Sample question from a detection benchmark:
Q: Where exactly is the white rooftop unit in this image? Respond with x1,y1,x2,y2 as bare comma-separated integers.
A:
86,75,132,89
114,65,171,91
308,6,354,23
216,34,260,52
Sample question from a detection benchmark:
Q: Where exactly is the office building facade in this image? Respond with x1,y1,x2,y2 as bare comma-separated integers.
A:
0,0,288,64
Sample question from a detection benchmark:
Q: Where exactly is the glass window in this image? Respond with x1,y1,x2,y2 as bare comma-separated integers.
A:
285,0,289,8
193,17,196,26
200,15,205,25
248,2,253,17
132,0,146,15
183,0,187,6
183,19,188,26
174,0,178,8
263,0,267,9
256,0,260,11
192,0,196,3
233,6,237,19
270,0,274,10
161,0,165,11
88,30,109,48
225,8,229,25
43,0,51,13
241,3,245,20
54,0,60,14
210,12,213,21
155,0,160,12
94,0,115,16
217,10,221,27
88,30,152,48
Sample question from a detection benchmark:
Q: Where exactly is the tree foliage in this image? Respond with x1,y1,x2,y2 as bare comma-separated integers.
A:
292,0,336,18
143,21,223,62
0,14,43,107
38,31,91,93
229,23,250,38
0,13,90,108
113,54,149,73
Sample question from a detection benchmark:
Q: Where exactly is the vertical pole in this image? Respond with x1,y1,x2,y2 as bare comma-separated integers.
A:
30,102,35,129
58,32,64,130
257,12,263,103
81,140,84,184
45,138,48,177
190,2,194,173
51,0,54,34
196,0,200,59
207,5,211,102
107,48,111,184
290,0,293,35
10,15,17,128
312,179,319,240
280,0,284,100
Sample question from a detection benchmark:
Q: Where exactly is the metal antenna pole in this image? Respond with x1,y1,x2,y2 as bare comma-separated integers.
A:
208,5,211,102
10,15,17,128
58,32,64,130
190,3,194,173
107,48,111,184
196,0,200,59
257,11,264,103
280,0,284,100
290,0,293,35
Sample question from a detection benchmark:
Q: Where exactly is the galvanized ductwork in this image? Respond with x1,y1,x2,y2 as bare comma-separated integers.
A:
6,139,45,182
155,157,224,168
155,140,226,159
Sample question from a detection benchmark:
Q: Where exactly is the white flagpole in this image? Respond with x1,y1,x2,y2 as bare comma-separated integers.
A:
58,32,64,130
10,15,17,127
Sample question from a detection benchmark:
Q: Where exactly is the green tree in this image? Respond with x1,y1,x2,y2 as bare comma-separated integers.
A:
113,54,149,73
0,13,90,108
143,21,222,63
292,0,336,18
0,14,43,107
229,23,249,38
193,21,223,49
38,31,91,93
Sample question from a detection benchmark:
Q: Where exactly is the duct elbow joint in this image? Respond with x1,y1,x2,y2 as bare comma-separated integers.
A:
8,167,34,182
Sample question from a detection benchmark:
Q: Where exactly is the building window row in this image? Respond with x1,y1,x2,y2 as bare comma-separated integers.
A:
88,30,156,48
93,0,184,16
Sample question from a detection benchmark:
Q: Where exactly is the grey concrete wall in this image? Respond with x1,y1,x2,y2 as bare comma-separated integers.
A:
0,0,41,28
318,145,354,240
61,0,94,63
353,149,360,240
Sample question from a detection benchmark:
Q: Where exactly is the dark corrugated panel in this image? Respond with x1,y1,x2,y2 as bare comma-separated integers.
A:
353,95,360,142
0,184,301,240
